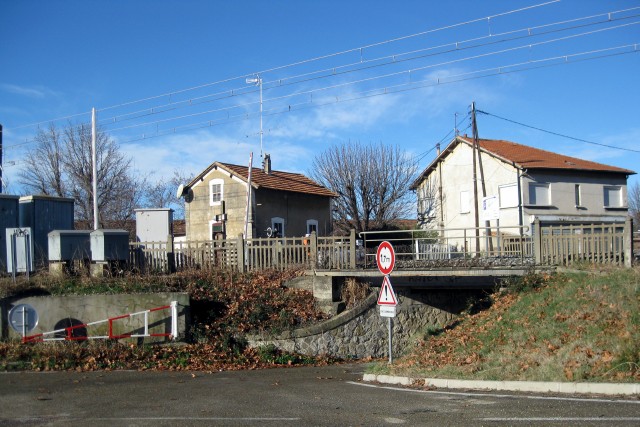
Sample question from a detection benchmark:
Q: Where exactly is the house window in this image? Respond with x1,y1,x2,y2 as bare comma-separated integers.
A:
209,179,223,206
306,219,318,235
498,183,518,208
271,217,285,238
574,184,582,207
603,186,622,208
459,190,470,214
528,183,550,206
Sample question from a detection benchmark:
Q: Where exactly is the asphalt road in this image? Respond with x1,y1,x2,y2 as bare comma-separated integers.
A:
1,363,638,426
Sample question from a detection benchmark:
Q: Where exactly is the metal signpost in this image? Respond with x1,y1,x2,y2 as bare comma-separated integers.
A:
376,241,397,364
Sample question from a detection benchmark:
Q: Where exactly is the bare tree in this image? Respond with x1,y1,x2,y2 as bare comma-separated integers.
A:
311,141,417,234
19,122,143,226
19,123,66,196
143,170,191,219
629,182,640,228
416,173,441,229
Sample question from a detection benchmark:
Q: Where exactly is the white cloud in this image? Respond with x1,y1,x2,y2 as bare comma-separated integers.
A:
0,83,59,99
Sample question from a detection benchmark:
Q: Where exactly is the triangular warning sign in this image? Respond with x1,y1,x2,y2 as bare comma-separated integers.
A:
377,275,397,306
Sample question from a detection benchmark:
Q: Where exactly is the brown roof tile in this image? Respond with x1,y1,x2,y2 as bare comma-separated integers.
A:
459,136,635,174
412,136,635,189
188,161,337,197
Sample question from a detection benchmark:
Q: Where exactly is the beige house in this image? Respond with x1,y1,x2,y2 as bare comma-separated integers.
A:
411,136,635,248
180,155,336,240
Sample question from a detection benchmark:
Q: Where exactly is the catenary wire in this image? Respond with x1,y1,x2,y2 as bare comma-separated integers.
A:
96,8,640,128
111,43,637,146
100,20,640,137
477,110,640,153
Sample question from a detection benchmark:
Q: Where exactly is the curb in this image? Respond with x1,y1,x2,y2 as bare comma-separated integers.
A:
363,374,640,396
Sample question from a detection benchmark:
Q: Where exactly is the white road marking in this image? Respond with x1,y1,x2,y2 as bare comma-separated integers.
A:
348,381,640,404
481,417,640,422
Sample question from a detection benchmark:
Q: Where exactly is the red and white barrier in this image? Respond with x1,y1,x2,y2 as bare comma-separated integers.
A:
22,301,178,343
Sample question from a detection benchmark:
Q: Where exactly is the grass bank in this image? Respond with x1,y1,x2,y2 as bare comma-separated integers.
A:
376,266,639,383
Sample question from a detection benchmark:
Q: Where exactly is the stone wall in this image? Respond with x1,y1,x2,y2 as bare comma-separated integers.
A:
248,288,483,359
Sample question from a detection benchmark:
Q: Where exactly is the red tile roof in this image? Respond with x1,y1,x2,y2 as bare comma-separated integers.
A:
188,161,337,198
458,136,635,174
412,136,635,189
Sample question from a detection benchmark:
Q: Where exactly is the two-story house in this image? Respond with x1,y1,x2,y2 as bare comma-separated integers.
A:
411,135,635,248
180,155,336,240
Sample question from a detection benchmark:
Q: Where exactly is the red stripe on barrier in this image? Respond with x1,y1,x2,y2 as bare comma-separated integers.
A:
23,333,43,343
110,314,131,321
149,305,171,313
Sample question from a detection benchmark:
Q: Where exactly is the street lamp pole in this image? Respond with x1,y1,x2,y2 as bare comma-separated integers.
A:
246,75,263,161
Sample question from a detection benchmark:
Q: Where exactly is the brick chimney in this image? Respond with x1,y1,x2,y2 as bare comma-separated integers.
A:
263,153,271,174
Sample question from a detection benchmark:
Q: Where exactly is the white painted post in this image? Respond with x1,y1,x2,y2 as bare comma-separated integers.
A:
91,108,99,230
144,311,149,337
170,301,178,340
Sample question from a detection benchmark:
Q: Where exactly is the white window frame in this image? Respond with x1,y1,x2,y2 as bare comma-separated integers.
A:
528,183,551,206
574,184,582,207
498,183,518,208
271,217,285,237
459,190,470,214
603,185,622,208
209,179,224,206
306,219,318,235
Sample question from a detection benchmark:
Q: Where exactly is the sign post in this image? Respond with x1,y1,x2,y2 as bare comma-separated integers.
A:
376,241,397,364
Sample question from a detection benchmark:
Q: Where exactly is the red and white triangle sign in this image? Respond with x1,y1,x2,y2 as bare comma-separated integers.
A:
377,275,397,306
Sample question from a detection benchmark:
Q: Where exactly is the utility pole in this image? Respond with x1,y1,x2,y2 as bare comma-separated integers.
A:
471,102,493,254
246,75,263,163
0,124,3,193
92,108,99,230
471,103,480,256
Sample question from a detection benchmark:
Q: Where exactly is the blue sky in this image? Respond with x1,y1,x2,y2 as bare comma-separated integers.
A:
1,0,639,195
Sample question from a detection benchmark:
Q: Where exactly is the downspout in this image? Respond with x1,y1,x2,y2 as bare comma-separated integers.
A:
517,166,524,234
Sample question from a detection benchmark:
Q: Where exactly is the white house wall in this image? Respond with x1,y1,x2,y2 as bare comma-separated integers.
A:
440,142,521,228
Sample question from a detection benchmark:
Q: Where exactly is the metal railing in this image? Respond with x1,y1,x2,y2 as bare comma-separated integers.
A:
124,219,633,274
359,225,532,269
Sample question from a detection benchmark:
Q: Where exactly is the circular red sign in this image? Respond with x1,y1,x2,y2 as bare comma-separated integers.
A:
376,241,395,275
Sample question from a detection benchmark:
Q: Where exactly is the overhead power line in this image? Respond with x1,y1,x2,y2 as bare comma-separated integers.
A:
4,40,637,151
477,110,640,153
5,0,564,134
96,7,640,129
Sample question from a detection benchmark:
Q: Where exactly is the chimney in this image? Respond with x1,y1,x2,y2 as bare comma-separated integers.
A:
263,153,271,174
436,143,441,155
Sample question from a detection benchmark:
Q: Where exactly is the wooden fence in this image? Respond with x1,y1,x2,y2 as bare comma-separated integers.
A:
129,230,358,274
127,220,634,274
534,218,633,267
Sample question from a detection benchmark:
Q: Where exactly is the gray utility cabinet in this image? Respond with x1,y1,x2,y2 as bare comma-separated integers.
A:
19,195,74,268
6,228,34,273
0,195,20,273
90,229,129,262
135,208,173,242
48,230,91,262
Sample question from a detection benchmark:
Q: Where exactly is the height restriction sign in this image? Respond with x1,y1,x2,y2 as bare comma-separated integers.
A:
376,241,395,275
